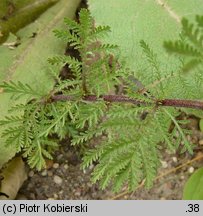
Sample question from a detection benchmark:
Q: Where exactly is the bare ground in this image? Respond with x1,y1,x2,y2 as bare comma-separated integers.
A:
19,117,203,200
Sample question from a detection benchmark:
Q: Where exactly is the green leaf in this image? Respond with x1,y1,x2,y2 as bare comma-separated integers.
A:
199,119,203,132
183,167,203,200
88,0,203,73
0,0,59,44
0,0,81,168
0,81,44,99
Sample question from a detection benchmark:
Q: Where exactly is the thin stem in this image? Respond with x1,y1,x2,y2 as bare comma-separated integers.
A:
163,108,193,154
158,98,203,110
50,94,203,110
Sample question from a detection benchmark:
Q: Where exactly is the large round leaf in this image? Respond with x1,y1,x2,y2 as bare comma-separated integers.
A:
88,0,203,72
183,167,203,200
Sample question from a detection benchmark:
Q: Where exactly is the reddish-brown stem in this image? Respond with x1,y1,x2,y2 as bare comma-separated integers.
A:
157,99,203,110
50,94,203,110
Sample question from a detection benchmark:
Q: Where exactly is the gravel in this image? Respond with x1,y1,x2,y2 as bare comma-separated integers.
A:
53,163,60,169
53,175,63,185
18,117,203,200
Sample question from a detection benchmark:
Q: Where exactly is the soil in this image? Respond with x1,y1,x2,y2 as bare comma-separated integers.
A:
18,116,203,200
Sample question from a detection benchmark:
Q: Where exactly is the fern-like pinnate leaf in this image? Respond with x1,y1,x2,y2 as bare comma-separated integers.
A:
164,15,203,72
0,9,201,192
0,81,43,99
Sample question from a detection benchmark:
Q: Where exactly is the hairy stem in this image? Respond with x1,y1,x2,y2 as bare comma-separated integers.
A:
50,94,203,110
158,99,203,110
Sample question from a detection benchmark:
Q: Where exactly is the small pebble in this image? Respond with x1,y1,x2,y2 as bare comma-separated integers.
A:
28,171,34,178
54,193,58,199
199,140,203,145
47,171,53,177
172,157,177,163
161,160,168,168
74,183,79,187
89,164,94,170
53,163,59,169
74,191,81,197
54,175,63,185
188,166,194,174
64,164,68,170
59,190,64,194
87,183,92,188
180,175,185,180
41,170,47,176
